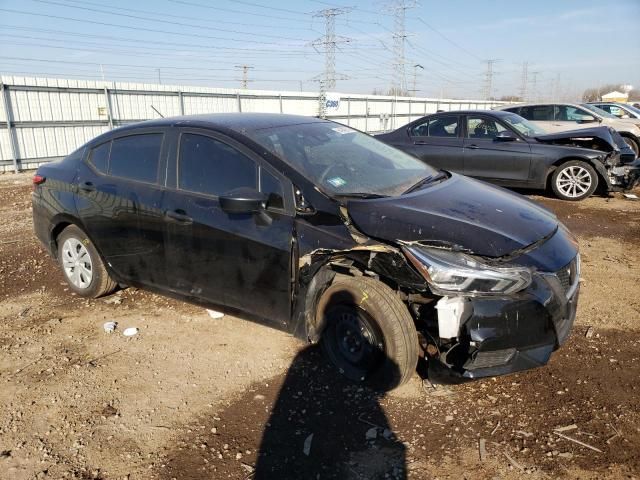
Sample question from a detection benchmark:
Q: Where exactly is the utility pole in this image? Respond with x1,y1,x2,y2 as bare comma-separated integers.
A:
482,59,498,100
519,61,528,101
235,65,253,89
410,64,424,96
387,0,416,96
311,7,352,117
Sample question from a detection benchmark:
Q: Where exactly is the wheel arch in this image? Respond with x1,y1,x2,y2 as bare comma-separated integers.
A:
545,156,610,192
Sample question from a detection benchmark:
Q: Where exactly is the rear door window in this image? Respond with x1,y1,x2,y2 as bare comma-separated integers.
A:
410,115,459,137
178,133,257,196
519,105,554,121
110,133,164,183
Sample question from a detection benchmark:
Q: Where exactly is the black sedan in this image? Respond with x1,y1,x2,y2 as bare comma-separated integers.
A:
33,113,580,389
376,110,639,201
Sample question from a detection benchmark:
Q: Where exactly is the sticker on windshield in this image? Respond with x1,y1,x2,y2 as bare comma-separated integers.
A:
327,176,347,187
332,126,354,135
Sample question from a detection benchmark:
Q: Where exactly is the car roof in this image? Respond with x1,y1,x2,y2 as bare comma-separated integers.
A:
497,102,583,109
109,113,327,135
428,109,516,117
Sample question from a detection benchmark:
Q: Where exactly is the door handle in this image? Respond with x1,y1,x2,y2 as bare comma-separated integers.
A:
164,210,193,224
79,181,95,192
467,144,479,149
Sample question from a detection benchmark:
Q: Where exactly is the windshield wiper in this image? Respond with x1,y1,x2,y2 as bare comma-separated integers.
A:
403,171,447,194
336,192,388,199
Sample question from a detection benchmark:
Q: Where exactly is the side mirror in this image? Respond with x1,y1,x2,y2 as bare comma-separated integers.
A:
495,130,517,142
575,114,596,123
621,114,630,119
219,187,267,214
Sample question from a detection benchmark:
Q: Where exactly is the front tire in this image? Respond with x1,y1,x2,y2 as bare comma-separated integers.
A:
317,274,419,390
551,160,598,201
622,136,639,157
57,225,117,298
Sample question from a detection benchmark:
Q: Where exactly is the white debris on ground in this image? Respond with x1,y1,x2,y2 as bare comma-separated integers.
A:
207,309,225,319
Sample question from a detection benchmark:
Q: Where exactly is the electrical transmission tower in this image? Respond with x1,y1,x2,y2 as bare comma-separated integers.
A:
482,59,498,100
311,7,352,117
530,71,541,102
387,0,417,96
235,65,253,89
519,61,528,101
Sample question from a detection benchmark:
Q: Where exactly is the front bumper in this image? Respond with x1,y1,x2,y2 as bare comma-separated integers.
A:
431,255,580,380
609,158,640,191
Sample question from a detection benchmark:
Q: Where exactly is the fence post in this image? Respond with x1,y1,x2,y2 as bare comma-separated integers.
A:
1,83,19,173
279,94,283,114
103,86,114,129
237,93,242,112
364,97,369,132
347,97,351,126
178,90,185,115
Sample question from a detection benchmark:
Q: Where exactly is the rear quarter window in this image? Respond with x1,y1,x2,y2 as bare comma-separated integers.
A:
109,133,164,184
88,142,110,174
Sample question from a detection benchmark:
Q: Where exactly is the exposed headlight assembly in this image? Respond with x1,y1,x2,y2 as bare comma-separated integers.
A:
403,246,532,296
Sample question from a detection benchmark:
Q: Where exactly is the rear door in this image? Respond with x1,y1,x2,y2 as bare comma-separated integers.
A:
462,114,532,183
162,129,294,325
517,105,557,132
402,114,464,171
75,129,168,287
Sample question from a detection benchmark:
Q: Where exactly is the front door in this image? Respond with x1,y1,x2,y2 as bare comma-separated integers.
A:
463,115,532,183
162,130,294,325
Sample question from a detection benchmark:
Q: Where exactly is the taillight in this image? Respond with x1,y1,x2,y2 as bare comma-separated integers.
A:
32,174,46,191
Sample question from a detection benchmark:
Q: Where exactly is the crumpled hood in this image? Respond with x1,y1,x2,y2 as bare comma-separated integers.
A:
346,173,559,257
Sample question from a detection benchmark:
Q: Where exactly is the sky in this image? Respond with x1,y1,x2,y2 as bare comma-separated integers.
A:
0,0,638,100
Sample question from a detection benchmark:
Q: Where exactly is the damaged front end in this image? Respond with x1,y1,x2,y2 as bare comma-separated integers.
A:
294,174,582,381
536,126,640,192
402,235,580,379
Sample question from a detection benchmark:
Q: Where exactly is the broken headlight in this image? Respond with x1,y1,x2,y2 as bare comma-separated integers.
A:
403,246,532,296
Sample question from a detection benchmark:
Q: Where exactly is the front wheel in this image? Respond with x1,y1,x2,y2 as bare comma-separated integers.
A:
551,161,598,201
622,136,639,157
317,274,419,390
57,225,117,298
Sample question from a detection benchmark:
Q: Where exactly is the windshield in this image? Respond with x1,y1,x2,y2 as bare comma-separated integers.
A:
245,122,438,197
581,103,617,119
624,104,640,116
501,113,547,136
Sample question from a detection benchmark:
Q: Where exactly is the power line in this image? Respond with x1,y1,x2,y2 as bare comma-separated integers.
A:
56,0,318,32
31,0,310,42
0,8,305,47
415,17,482,61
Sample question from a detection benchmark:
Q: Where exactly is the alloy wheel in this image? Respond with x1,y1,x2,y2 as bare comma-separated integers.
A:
555,165,592,199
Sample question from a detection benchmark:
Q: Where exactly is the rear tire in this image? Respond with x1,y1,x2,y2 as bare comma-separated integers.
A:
551,160,598,201
57,225,117,298
317,274,419,390
622,136,639,157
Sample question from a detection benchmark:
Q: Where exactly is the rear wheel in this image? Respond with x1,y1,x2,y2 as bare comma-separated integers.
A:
57,225,117,298
622,136,639,157
551,160,598,201
317,274,419,390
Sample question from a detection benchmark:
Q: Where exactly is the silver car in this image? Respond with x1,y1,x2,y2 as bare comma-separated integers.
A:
589,102,640,120
500,102,640,156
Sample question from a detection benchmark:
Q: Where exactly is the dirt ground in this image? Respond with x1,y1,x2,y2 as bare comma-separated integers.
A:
0,172,638,480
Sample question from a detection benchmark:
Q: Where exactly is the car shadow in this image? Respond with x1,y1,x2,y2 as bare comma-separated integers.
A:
252,345,406,480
